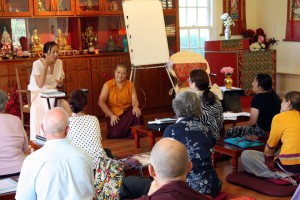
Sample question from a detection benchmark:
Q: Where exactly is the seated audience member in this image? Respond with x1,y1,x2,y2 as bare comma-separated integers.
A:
241,91,300,183
120,138,210,200
163,91,221,198
225,73,281,138
67,89,107,170
0,90,31,178
16,107,94,200
189,69,223,139
98,63,144,138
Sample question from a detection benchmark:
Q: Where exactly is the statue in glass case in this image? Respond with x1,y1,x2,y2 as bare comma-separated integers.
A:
58,0,64,11
82,26,97,50
55,28,71,51
86,0,93,11
1,27,12,52
31,28,43,52
38,0,46,12
106,32,117,52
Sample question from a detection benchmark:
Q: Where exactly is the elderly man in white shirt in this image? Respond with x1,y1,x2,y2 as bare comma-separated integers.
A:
16,107,94,200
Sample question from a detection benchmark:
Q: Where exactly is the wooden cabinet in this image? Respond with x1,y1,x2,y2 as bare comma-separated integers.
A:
134,67,173,110
63,57,93,114
75,0,123,15
0,0,179,115
0,0,33,17
33,0,75,16
0,62,9,93
76,0,102,15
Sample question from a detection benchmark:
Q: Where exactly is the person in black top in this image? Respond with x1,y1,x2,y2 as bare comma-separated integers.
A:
225,73,281,138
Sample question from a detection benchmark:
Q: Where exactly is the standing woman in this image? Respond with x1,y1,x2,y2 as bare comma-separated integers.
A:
189,69,224,140
98,63,144,138
225,73,281,138
28,41,71,140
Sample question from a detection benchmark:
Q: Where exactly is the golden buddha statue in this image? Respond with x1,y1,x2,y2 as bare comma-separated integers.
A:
38,0,46,12
55,28,71,51
31,28,43,52
82,26,97,49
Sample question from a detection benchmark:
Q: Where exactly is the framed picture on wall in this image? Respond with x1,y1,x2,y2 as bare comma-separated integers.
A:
222,0,246,35
285,0,300,41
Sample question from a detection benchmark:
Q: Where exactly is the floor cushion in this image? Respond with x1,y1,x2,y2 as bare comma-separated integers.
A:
226,171,297,197
214,191,228,200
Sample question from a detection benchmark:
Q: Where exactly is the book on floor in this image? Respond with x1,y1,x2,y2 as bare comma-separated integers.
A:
148,117,177,124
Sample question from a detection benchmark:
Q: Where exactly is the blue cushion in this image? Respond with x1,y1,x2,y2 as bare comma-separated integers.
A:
224,137,264,148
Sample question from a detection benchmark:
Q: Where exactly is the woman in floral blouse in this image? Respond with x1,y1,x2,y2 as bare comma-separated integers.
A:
163,91,221,198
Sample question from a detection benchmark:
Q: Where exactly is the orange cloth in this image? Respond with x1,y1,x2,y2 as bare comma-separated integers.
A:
106,78,133,116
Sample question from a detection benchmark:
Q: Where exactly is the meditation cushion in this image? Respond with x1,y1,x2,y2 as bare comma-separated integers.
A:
226,171,297,197
214,191,228,200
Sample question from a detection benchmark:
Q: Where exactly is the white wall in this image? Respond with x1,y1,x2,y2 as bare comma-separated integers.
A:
213,0,300,96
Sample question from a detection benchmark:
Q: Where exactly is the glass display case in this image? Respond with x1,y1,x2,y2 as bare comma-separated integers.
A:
76,0,102,15
33,0,75,16
0,0,33,16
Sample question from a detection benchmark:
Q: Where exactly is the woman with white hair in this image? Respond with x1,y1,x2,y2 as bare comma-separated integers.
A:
163,90,222,198
0,90,31,178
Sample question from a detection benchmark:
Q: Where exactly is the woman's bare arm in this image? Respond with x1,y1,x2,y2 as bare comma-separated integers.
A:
98,84,120,125
247,107,259,126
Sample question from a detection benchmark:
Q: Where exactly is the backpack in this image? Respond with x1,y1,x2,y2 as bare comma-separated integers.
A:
94,157,125,200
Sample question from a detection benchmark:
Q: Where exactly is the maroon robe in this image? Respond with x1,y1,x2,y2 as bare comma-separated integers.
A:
134,181,210,200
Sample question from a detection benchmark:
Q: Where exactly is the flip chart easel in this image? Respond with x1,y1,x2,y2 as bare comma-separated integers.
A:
122,0,170,82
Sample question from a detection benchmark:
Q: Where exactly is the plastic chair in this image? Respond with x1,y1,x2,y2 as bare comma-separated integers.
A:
15,63,32,127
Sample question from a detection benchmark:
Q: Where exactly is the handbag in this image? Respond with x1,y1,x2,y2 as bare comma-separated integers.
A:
94,157,125,200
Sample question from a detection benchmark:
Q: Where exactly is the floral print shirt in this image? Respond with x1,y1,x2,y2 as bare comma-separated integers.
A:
163,116,221,198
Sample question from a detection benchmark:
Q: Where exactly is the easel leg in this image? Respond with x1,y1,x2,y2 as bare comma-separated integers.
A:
130,65,137,83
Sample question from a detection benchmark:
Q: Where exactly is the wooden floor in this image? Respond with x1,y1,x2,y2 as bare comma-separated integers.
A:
99,108,291,200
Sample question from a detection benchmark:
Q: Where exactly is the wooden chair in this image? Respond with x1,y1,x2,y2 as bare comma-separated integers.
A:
15,63,32,127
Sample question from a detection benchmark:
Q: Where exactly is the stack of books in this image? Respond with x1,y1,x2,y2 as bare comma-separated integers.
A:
148,117,177,131
165,24,176,36
35,135,46,145
159,0,174,9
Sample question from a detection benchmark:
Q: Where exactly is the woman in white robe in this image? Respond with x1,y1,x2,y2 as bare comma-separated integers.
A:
28,41,70,140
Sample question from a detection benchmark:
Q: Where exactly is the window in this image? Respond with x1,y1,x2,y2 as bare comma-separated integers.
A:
179,0,211,55
11,18,27,48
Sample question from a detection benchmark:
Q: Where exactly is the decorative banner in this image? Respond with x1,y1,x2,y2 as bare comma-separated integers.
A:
222,0,246,35
285,0,300,41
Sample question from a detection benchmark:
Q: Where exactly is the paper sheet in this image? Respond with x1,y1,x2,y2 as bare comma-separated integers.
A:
0,178,17,194
223,112,250,120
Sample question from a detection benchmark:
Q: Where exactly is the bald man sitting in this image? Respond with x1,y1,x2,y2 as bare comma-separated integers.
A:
120,138,209,200
16,108,94,200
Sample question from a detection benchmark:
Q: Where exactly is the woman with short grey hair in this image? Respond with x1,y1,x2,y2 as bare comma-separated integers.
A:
0,90,31,178
172,90,202,119
163,91,222,198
